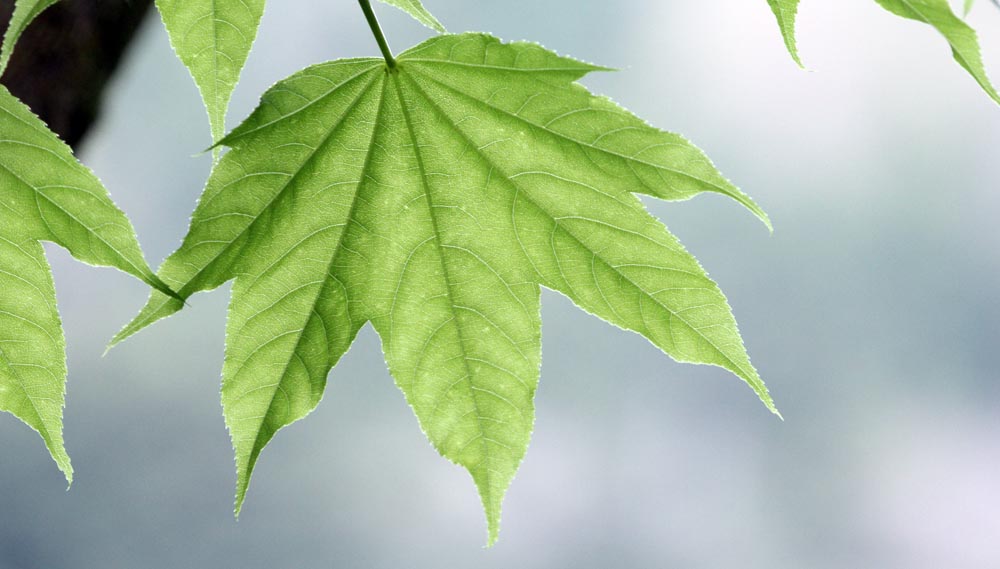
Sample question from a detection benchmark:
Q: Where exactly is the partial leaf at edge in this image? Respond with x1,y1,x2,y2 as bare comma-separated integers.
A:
767,0,804,67
0,0,59,76
155,0,266,142
114,33,774,545
874,0,1000,104
0,85,175,481
377,0,446,33
963,0,1000,14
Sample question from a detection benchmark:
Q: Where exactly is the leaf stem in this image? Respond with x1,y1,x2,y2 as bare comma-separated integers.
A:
358,0,396,69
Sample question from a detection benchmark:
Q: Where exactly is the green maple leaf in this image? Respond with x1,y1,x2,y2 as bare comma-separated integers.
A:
768,0,1000,105
0,0,58,76
0,85,175,482
156,0,442,142
113,33,776,544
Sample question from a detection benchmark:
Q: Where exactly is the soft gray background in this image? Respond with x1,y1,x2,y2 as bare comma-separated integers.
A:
2,1,1000,567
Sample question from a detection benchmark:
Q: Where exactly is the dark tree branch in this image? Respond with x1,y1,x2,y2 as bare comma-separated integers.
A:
0,0,154,149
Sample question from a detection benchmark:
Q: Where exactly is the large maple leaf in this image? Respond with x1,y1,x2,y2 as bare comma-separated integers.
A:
114,33,776,543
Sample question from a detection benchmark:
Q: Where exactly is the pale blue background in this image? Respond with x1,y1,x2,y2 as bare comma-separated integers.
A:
2,1,1000,567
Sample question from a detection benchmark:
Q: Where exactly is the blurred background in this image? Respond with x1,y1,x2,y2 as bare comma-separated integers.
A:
2,1,1000,567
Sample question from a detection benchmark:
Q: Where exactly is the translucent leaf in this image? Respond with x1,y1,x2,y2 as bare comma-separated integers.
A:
0,86,174,482
114,33,774,544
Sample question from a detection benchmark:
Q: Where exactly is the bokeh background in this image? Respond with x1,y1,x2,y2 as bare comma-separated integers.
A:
2,1,1000,567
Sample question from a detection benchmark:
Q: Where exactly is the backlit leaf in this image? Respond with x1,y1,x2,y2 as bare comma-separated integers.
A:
114,33,775,544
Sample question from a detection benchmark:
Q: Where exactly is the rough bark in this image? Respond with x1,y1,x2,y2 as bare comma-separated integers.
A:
0,0,154,148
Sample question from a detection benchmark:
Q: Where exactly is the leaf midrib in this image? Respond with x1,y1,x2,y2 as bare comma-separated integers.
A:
0,160,153,286
391,70,499,504
229,73,390,507
405,61,763,214
121,67,383,342
179,68,381,300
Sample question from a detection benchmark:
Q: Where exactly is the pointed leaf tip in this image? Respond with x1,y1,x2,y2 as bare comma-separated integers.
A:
874,0,1000,106
156,0,267,141
767,0,805,67
719,180,772,231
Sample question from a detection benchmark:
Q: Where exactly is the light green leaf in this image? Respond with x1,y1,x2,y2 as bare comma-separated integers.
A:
0,86,175,482
114,33,774,544
767,0,804,67
875,0,1000,105
0,0,59,76
377,0,446,33
156,0,266,142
